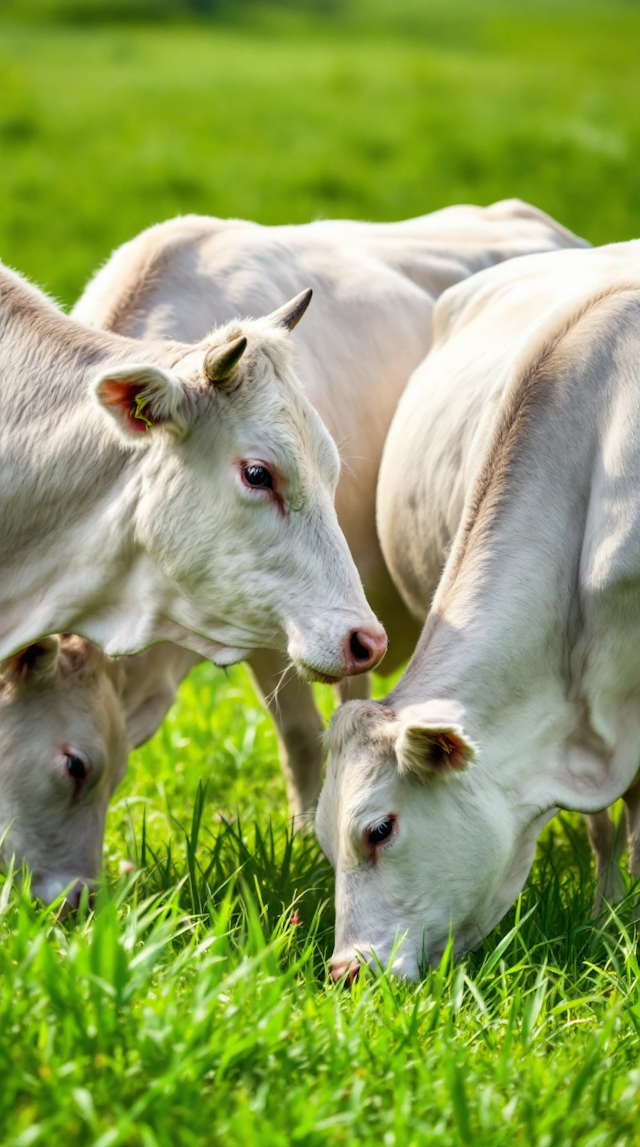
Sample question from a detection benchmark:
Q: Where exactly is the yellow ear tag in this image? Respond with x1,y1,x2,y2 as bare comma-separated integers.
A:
132,393,153,431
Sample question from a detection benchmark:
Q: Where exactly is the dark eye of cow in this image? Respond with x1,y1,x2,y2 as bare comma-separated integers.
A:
366,817,396,849
66,754,88,783
242,463,273,490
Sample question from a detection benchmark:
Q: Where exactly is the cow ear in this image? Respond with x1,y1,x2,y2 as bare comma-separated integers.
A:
395,719,477,782
92,363,189,441
266,288,313,333
1,636,61,688
121,645,202,748
124,689,178,749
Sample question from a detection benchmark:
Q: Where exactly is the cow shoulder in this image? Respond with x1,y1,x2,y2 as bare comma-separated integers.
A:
73,214,252,337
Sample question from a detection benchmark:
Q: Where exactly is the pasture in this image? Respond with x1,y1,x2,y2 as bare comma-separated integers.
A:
2,1,640,1142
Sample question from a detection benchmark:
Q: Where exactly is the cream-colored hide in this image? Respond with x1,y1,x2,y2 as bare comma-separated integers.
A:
319,241,640,979
74,200,587,818
0,269,382,680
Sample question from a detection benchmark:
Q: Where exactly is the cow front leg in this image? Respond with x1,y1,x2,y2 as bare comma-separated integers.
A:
248,649,325,827
337,673,372,704
623,779,640,888
586,809,627,915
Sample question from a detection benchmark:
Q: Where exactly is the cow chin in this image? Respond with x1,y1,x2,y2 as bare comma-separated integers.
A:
295,662,342,686
332,940,423,983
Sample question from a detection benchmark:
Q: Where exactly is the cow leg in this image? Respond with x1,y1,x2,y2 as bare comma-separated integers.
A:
586,809,627,915
248,649,324,826
623,779,640,887
337,673,372,704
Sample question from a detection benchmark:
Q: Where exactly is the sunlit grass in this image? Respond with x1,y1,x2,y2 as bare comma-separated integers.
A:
1,661,640,1144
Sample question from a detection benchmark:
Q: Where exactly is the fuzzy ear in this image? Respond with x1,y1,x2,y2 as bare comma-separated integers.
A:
396,719,477,782
91,363,188,440
121,645,202,748
266,288,313,333
1,636,61,688
123,689,179,749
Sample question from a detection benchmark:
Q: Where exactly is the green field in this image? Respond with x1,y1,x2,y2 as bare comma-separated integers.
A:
3,2,640,1143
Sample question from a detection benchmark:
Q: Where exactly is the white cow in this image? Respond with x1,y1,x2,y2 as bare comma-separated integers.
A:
0,637,198,905
74,200,587,816
0,266,384,679
318,240,640,981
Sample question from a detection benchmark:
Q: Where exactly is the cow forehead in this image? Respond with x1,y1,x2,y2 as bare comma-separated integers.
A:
193,324,339,481
327,701,396,765
322,703,399,827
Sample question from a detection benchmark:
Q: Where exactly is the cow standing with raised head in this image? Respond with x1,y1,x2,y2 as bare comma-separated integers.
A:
0,268,384,678
73,199,587,818
318,240,640,981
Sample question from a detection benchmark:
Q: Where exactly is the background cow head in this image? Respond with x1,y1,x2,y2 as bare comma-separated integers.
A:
91,293,386,681
0,636,191,907
0,636,132,906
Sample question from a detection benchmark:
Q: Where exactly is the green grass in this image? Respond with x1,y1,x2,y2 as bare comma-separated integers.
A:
2,2,640,1143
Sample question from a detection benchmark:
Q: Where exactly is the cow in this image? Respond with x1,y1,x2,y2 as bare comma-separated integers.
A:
73,200,587,818
0,265,385,681
0,636,199,906
317,240,640,981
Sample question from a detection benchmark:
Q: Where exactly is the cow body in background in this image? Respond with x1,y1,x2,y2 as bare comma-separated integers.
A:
75,200,587,816
318,241,640,980
0,266,382,679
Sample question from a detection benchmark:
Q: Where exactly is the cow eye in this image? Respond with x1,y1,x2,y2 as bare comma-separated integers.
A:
65,753,88,784
242,463,273,490
366,816,396,849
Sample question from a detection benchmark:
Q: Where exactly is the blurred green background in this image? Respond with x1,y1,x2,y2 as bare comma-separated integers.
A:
1,0,638,308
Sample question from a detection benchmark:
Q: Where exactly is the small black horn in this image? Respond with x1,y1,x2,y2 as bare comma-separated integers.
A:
267,288,313,333
204,335,248,385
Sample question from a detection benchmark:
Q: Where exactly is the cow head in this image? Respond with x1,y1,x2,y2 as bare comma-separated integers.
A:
91,291,386,680
317,700,543,981
0,637,133,906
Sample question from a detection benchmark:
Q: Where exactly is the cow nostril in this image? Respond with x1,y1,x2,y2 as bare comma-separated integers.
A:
330,957,361,986
349,631,371,663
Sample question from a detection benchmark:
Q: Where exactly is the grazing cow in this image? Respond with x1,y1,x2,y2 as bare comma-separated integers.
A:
0,637,199,906
318,240,640,981
0,266,384,680
74,200,587,816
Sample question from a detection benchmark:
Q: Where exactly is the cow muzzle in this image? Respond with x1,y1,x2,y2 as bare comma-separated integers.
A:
287,617,387,683
330,953,362,986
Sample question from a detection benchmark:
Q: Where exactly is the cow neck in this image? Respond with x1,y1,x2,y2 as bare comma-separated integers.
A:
391,353,599,790
0,265,178,659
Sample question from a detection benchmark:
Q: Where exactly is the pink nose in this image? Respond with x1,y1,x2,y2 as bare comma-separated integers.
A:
330,956,361,986
344,626,387,675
